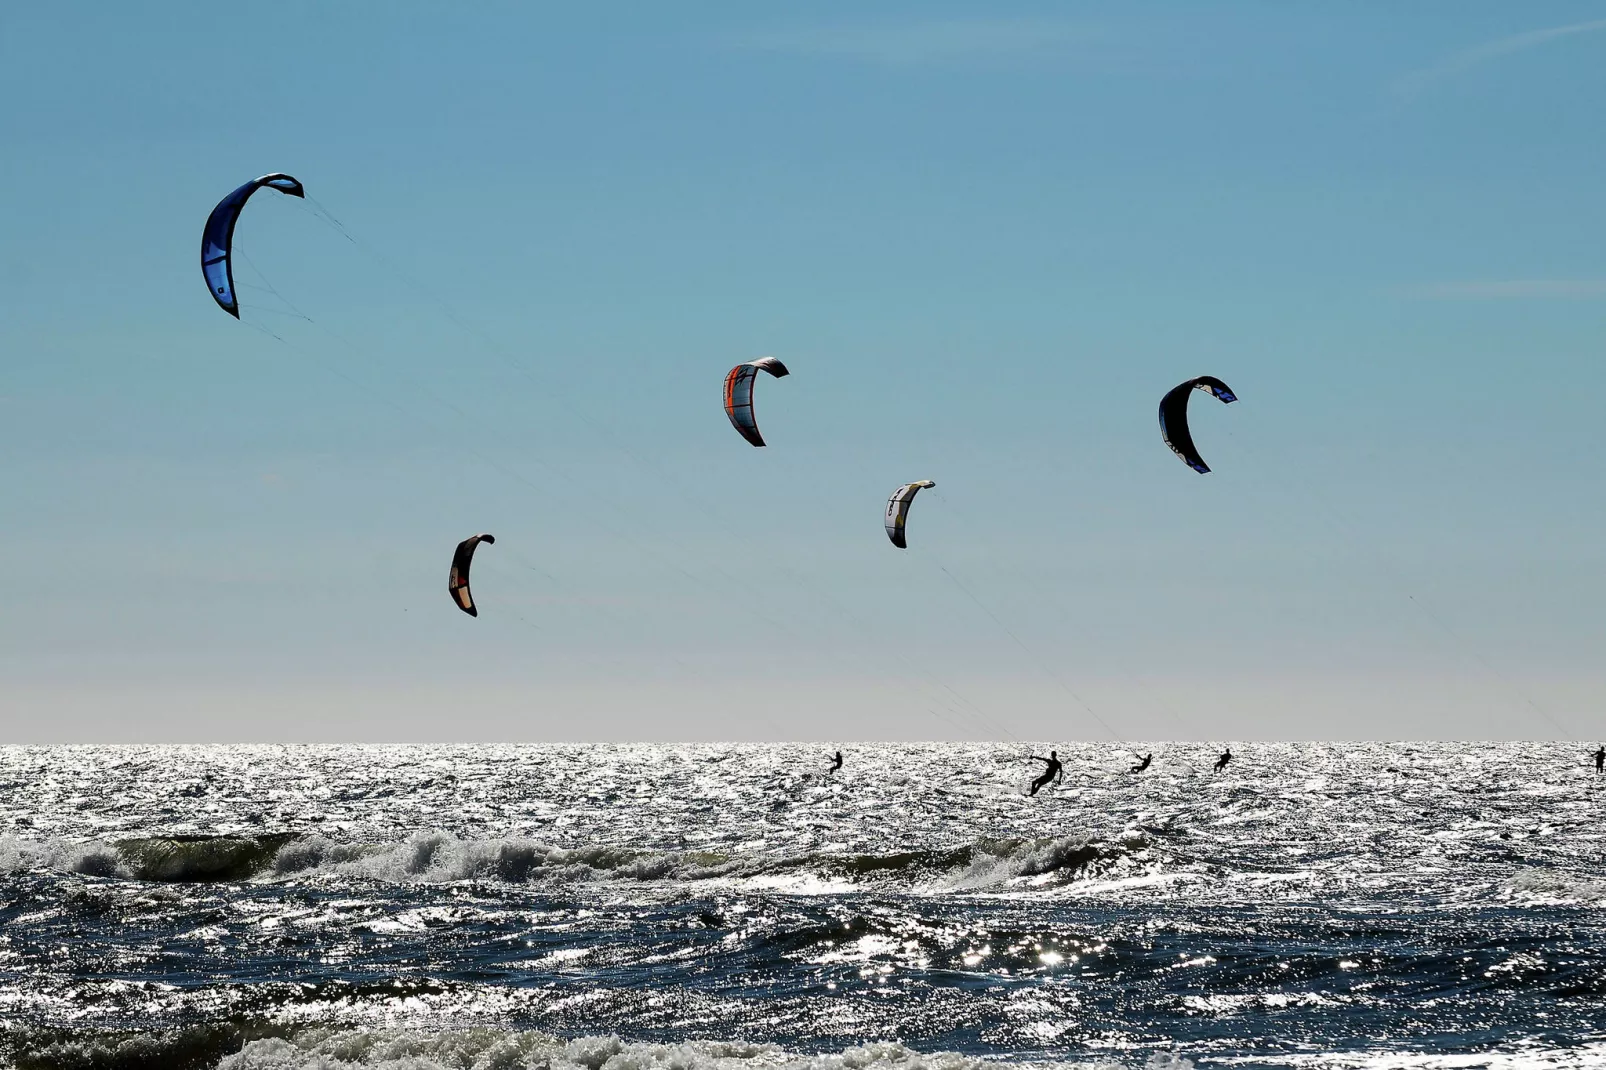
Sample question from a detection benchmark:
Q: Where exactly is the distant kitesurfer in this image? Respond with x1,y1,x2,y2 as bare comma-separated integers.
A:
1595,745,1604,773
1214,748,1232,774
1130,753,1153,774
1028,750,1063,796
828,751,843,775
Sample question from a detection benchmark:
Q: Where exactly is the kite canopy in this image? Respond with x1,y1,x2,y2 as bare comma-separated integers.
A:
723,357,790,447
201,173,305,318
449,534,495,617
1158,376,1237,474
885,480,937,549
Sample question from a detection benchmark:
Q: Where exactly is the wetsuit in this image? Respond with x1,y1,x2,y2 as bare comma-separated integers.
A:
1130,753,1152,774
1028,751,1063,796
1214,748,1232,773
828,751,843,775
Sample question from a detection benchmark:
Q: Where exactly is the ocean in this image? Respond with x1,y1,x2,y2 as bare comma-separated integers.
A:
0,742,1602,1070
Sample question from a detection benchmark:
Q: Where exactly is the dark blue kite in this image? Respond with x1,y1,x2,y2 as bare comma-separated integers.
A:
1158,376,1237,474
201,173,304,318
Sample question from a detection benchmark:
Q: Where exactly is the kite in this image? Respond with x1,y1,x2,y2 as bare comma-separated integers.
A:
885,481,937,549
449,534,495,617
723,357,790,447
201,173,305,318
1158,376,1237,473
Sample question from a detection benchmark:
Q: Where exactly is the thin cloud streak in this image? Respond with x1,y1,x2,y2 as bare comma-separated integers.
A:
727,18,1097,67
1396,18,1606,93
1406,279,1606,299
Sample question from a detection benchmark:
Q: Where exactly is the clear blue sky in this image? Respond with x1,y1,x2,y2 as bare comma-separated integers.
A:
3,3,1604,742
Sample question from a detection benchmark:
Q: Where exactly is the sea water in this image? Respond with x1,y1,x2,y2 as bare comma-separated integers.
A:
0,742,1603,1069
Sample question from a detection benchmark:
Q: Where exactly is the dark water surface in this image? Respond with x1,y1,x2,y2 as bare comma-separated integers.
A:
1,743,1603,1069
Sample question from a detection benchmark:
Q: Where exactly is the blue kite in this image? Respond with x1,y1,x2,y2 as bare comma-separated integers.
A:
200,173,304,318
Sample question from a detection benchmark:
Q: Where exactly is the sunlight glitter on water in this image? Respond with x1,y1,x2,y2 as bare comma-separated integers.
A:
1,742,1604,1068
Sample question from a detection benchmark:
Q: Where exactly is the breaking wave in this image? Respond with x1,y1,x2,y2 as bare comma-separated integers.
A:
212,1032,1196,1070
2,1025,1196,1070
1503,867,1606,906
0,833,297,883
0,830,1151,891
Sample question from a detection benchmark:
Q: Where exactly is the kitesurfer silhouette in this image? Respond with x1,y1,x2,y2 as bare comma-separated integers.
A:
1214,747,1232,774
827,751,843,775
1028,750,1063,796
1130,753,1153,774
1595,745,1604,774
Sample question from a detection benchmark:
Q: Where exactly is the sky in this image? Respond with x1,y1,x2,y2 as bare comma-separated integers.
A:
2,2,1605,743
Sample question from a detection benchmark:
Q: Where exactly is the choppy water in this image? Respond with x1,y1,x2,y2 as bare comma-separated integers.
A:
1,743,1604,1070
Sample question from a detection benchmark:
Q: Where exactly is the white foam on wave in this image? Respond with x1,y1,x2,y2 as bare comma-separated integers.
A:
929,833,1145,894
274,830,1139,895
1053,872,1205,899
1503,867,1606,906
216,1029,1193,1070
1213,1040,1606,1068
0,833,122,878
272,832,753,885
0,827,1157,897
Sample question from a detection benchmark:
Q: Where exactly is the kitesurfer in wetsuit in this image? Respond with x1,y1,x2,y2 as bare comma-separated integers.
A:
1214,747,1232,774
1130,753,1153,774
1595,745,1604,773
1028,750,1063,796
828,751,843,775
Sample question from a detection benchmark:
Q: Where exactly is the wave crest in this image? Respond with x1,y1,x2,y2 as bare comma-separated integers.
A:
0,828,1151,893
215,1029,1181,1070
